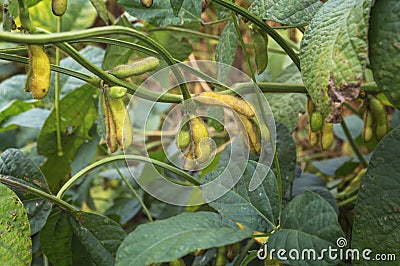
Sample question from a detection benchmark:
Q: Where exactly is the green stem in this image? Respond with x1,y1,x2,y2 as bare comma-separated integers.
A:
231,12,256,81
17,0,36,33
0,175,77,211
0,48,382,97
0,52,182,102
0,26,190,100
0,52,101,86
233,239,256,266
337,195,358,207
335,186,359,200
201,17,231,26
43,254,49,266
76,37,230,92
55,16,63,157
148,26,219,40
57,155,200,199
272,24,307,29
340,119,368,168
213,0,301,70
273,152,283,224
114,163,153,222
232,82,380,94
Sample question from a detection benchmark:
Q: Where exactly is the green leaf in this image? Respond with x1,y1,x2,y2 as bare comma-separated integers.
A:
70,128,100,175
0,149,50,193
117,0,201,27
104,195,142,224
1,108,50,132
90,0,109,25
0,74,41,128
70,212,127,265
0,149,52,235
150,30,193,61
259,62,304,125
272,122,297,195
369,0,400,108
40,210,73,266
216,21,238,82
0,75,35,102
115,212,252,266
284,173,338,214
266,93,305,132
29,0,98,32
0,183,32,266
249,0,324,25
102,15,136,70
170,0,184,16
300,0,371,118
41,210,127,266
37,85,98,192
0,100,36,127
24,199,52,235
268,191,344,265
202,161,279,232
352,126,400,264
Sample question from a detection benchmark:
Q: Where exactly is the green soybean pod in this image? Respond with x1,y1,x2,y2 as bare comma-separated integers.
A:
177,123,191,150
368,95,388,141
362,109,374,143
321,121,334,150
109,57,160,79
310,111,323,132
108,86,127,99
52,0,67,16
253,29,268,74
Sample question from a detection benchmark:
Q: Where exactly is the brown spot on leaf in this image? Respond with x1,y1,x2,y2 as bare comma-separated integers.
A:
327,72,361,123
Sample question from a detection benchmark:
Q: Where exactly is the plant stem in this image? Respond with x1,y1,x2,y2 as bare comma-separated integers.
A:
273,152,283,224
55,16,63,157
17,0,36,33
340,119,368,168
0,175,77,211
0,52,182,102
201,17,231,26
0,52,100,85
212,0,301,70
57,155,200,199
148,26,219,40
76,37,231,92
233,239,256,266
0,26,190,100
231,12,256,81
272,24,307,29
337,195,358,207
232,82,380,94
0,49,382,97
113,163,153,222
